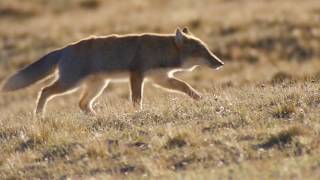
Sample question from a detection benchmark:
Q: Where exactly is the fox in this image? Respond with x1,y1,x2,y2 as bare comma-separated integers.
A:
1,27,224,116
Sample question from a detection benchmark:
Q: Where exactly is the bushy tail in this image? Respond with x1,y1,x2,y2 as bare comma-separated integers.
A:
2,49,62,92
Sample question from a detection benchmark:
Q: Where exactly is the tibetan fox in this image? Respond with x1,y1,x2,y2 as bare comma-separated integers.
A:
2,27,224,116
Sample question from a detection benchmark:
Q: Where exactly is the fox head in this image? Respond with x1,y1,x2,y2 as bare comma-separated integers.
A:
174,27,224,69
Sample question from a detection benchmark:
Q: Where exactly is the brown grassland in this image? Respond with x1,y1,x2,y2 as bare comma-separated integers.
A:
0,0,320,179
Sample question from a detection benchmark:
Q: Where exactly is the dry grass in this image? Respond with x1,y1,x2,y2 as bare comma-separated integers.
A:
0,0,320,179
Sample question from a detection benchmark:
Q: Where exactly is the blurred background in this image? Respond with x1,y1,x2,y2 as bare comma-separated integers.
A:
0,0,319,87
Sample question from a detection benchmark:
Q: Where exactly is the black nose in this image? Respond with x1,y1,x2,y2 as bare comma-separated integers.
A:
219,61,224,66
212,55,224,66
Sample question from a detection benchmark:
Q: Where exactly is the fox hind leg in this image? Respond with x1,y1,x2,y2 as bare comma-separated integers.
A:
79,79,109,115
36,80,78,115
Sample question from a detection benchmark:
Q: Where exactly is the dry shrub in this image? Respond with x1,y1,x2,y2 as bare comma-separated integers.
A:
256,126,307,150
165,135,188,149
311,71,320,82
16,138,42,152
0,128,20,142
42,143,80,161
78,0,101,9
86,142,109,159
273,102,296,119
270,72,296,84
0,3,38,19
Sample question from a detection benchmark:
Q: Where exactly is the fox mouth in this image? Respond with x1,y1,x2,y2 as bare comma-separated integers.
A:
211,63,224,70
208,55,224,70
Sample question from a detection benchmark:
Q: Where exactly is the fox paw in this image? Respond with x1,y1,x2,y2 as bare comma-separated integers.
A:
80,107,96,116
192,93,202,100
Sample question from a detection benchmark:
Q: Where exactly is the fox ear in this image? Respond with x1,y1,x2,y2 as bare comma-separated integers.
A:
175,28,187,46
182,27,189,34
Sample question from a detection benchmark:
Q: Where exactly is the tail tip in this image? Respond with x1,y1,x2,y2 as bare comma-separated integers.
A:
1,83,12,92
1,80,18,92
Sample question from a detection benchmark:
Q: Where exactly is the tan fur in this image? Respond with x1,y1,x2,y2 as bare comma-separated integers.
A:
1,27,224,116
149,72,201,100
79,77,110,115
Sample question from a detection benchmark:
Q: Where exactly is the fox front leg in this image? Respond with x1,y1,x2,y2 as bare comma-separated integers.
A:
158,77,202,100
148,71,202,100
129,71,145,109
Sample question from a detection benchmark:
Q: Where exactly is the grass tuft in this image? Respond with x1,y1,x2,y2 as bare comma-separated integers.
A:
256,126,307,150
78,0,101,9
165,135,188,149
271,72,295,85
273,102,296,119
